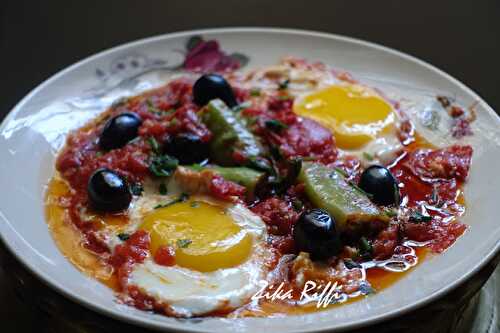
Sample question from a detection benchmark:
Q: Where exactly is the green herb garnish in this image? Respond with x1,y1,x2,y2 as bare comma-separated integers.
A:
159,183,168,195
118,233,130,241
168,118,179,127
250,88,261,97
130,182,144,196
95,151,103,158
265,119,289,132
190,201,200,208
409,210,432,223
431,186,439,204
278,79,290,90
147,137,161,154
154,193,189,209
149,154,178,177
269,145,284,160
292,198,304,211
232,101,251,113
186,35,202,51
430,185,443,207
359,237,373,258
362,152,374,161
384,208,398,218
177,239,192,248
344,258,362,269
146,100,163,115
277,94,291,101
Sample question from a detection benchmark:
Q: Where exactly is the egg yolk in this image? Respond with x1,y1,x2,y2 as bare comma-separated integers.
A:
293,84,395,150
140,198,252,272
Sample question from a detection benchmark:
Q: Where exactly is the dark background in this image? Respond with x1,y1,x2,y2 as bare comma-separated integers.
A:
0,0,499,117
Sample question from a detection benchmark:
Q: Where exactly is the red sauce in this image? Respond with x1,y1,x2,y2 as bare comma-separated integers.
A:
243,96,338,164
49,70,473,317
154,246,176,267
108,230,150,289
388,144,470,253
209,174,247,201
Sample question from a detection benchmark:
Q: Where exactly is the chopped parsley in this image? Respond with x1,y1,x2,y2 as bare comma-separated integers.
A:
159,183,168,195
146,100,163,115
269,145,284,160
118,233,130,241
431,186,439,203
359,237,373,258
190,201,200,208
232,101,251,112
277,94,291,101
186,35,202,51
409,210,432,223
278,79,290,90
149,154,178,177
265,119,289,132
177,239,192,248
344,258,362,269
147,137,161,154
362,152,374,161
384,208,398,218
250,88,261,97
430,185,444,207
292,199,304,212
167,118,179,127
130,182,144,196
154,193,189,209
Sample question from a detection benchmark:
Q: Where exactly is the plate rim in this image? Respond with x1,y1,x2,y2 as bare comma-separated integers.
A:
0,27,499,333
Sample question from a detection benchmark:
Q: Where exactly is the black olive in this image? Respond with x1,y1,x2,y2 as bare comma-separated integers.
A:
358,165,400,206
88,168,132,212
192,74,237,107
99,113,142,150
164,133,209,164
293,209,341,260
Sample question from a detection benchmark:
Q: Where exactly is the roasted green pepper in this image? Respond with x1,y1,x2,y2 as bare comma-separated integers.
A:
202,99,265,166
298,162,389,232
188,165,265,196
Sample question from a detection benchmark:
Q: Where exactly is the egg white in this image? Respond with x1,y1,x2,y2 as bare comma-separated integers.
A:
96,178,271,317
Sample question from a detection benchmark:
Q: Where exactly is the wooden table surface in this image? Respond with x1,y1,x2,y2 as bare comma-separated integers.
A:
0,1,499,332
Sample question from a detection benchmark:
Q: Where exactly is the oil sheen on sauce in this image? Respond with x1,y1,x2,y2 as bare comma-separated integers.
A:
45,177,429,317
45,177,119,290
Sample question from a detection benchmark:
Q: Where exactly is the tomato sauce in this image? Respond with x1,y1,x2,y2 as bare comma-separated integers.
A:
47,70,472,317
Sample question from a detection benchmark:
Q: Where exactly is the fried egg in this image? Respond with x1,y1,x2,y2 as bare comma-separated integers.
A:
243,59,405,165
97,180,270,317
293,83,404,165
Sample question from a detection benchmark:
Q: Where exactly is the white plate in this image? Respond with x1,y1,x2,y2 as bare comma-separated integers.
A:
0,28,499,333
